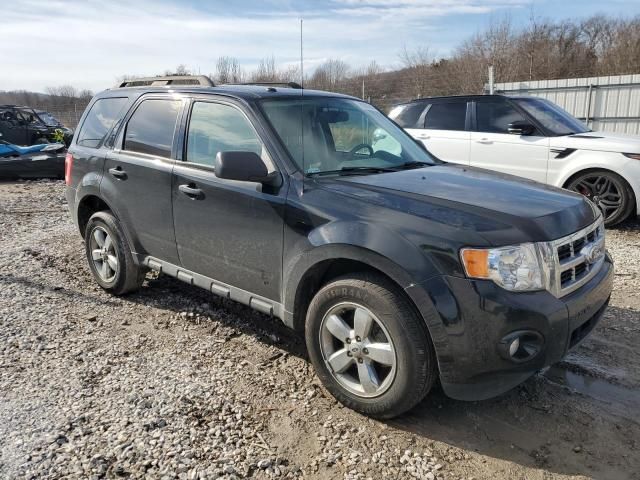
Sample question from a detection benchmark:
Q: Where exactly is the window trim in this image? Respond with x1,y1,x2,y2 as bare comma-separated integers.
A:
179,96,281,176
113,94,185,160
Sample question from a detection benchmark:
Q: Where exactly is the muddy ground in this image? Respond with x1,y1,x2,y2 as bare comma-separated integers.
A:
0,180,638,480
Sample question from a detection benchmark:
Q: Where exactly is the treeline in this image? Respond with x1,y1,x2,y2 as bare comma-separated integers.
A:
2,13,639,118
176,14,640,110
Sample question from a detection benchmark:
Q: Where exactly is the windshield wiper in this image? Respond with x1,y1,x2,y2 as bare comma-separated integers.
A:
307,166,398,177
392,161,431,170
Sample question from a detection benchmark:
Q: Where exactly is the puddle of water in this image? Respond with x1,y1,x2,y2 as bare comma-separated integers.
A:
544,366,640,412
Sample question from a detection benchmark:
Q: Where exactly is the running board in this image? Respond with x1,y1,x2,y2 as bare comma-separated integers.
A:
140,255,284,320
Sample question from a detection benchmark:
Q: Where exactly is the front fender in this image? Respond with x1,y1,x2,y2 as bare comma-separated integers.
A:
282,221,441,326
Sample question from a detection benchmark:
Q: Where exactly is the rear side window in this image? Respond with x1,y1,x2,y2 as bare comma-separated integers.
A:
476,101,526,134
77,97,128,148
186,102,263,167
388,102,426,128
424,103,467,131
124,99,181,158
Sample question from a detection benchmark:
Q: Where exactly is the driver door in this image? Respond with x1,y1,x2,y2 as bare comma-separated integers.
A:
469,99,549,183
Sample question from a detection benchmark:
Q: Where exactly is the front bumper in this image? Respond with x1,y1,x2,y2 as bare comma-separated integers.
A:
408,253,614,401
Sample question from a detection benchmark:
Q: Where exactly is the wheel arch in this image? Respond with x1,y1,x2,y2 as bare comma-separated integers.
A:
76,193,142,262
284,244,433,334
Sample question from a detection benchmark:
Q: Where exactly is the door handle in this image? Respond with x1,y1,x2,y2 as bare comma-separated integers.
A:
416,133,430,139
475,138,493,144
108,166,127,179
179,184,203,199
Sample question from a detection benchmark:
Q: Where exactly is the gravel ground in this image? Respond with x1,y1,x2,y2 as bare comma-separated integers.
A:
1,180,639,480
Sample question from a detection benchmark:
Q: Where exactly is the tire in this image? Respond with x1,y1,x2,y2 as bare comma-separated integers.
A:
305,272,437,419
84,211,146,295
566,170,634,227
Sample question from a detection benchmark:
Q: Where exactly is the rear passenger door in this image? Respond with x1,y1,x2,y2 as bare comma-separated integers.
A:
172,98,286,302
410,101,471,165
469,98,549,183
102,96,183,264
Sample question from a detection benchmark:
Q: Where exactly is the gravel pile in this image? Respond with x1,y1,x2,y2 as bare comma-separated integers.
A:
1,180,639,480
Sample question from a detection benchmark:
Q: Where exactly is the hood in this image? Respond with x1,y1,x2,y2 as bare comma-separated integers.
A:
319,164,597,245
550,131,640,154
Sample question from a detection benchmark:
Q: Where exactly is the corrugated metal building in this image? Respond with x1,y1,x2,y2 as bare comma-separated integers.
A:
494,74,640,135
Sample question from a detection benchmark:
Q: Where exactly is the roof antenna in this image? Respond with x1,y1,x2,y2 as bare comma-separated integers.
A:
299,17,306,184
300,18,304,91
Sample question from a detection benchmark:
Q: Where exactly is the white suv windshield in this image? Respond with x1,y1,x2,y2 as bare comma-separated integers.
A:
512,97,589,136
260,97,436,175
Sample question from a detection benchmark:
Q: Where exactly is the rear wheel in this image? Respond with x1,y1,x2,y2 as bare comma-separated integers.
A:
85,211,146,295
567,170,634,226
305,272,437,418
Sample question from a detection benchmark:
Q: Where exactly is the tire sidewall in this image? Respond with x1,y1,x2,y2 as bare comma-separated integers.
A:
306,277,432,416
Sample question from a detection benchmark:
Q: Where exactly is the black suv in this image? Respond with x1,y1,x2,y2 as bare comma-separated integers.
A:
0,105,57,145
66,76,613,418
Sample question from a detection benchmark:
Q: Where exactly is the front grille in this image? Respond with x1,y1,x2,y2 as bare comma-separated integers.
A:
549,217,605,297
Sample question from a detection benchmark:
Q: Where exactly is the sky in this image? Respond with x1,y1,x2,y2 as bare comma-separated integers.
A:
2,0,640,93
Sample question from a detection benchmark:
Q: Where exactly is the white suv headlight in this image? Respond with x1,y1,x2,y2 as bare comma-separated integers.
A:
461,243,548,292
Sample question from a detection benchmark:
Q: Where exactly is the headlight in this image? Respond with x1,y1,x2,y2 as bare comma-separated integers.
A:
461,243,547,292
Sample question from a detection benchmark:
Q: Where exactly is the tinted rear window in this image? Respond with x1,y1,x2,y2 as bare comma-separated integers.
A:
424,103,467,131
388,102,426,128
124,99,181,158
77,97,128,148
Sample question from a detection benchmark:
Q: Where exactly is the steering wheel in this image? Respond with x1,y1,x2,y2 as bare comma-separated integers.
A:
348,143,374,157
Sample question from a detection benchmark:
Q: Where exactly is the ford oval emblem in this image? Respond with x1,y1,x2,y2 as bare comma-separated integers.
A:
581,241,604,265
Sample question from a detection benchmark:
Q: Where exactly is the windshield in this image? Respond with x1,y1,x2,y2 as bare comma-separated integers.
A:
36,111,60,126
512,97,589,136
260,97,436,175
17,108,43,125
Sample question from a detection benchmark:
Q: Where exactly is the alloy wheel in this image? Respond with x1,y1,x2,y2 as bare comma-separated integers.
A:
89,226,118,283
319,302,397,398
570,174,623,221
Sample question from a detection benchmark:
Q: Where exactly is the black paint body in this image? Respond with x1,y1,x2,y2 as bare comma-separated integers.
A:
66,85,613,401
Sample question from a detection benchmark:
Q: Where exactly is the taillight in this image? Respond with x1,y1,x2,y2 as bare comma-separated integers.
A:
64,153,73,185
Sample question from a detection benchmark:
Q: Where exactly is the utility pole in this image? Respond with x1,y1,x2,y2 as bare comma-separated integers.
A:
362,78,365,100
488,65,495,94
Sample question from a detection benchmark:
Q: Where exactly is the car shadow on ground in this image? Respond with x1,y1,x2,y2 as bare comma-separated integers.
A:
120,273,639,480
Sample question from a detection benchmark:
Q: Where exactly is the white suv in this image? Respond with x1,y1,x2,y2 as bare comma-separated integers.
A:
387,95,640,226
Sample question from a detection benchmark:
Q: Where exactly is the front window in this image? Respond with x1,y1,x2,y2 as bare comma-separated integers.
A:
512,97,589,136
186,101,267,168
260,97,436,175
476,101,526,134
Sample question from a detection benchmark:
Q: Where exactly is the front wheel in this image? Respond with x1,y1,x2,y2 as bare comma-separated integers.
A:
567,170,634,226
305,273,437,418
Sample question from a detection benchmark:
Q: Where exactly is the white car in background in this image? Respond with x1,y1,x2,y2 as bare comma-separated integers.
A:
386,95,640,226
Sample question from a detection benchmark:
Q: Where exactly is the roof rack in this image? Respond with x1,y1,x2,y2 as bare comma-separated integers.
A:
116,75,215,88
223,81,303,90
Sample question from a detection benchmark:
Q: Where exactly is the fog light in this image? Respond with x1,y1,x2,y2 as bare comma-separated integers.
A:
498,330,544,363
508,337,520,357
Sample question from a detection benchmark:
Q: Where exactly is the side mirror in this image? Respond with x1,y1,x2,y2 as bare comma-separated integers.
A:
214,151,280,186
508,121,535,136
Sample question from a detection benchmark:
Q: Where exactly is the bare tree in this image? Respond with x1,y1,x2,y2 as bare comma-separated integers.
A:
215,56,244,84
